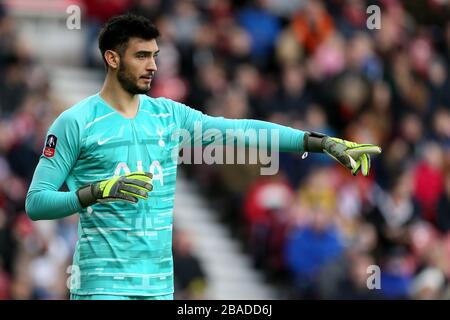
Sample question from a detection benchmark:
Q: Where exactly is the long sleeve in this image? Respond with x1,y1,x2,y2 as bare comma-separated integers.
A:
170,99,306,152
26,110,83,221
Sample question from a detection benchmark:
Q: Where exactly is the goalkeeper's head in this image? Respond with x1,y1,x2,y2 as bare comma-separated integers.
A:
98,13,160,95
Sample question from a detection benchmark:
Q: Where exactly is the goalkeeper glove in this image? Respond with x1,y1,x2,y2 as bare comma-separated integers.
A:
303,132,382,176
76,171,153,207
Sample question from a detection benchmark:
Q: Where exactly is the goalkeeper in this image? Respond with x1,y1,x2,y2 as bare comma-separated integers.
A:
25,14,381,300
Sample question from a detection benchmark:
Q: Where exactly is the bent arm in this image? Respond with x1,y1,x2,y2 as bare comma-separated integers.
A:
26,163,82,221
26,111,83,221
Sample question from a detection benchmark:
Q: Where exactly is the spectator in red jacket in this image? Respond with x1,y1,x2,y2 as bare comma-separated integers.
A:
413,142,445,223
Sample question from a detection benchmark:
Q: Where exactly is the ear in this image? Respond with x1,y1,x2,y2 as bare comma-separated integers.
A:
104,50,120,70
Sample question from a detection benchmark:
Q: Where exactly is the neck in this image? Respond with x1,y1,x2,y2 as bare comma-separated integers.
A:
99,72,140,118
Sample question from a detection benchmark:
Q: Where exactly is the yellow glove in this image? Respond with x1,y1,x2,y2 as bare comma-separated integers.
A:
304,132,382,176
76,171,153,207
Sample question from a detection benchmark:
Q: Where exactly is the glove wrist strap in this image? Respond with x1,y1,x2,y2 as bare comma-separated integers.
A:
304,131,327,153
76,184,97,208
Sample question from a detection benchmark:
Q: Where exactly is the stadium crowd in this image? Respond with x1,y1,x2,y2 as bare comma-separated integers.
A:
0,0,449,299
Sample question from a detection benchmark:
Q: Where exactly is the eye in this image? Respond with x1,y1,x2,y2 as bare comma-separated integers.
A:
136,53,145,59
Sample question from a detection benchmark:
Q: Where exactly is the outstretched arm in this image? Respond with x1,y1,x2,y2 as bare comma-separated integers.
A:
171,99,305,152
171,99,381,176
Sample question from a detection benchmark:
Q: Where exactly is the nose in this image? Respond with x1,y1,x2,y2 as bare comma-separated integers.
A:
147,57,157,72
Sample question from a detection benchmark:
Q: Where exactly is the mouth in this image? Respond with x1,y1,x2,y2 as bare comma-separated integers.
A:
140,75,153,83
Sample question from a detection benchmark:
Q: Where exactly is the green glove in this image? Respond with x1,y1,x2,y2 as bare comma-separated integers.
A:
76,171,153,207
304,132,382,176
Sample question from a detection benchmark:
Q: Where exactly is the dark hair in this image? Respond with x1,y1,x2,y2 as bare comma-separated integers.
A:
98,13,160,68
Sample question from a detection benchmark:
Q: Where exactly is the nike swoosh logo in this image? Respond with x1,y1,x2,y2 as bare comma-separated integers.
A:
97,137,114,145
85,112,115,129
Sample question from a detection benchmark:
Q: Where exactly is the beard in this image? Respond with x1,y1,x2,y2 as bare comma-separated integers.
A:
117,62,150,95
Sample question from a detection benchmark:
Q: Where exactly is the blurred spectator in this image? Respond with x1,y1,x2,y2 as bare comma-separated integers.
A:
290,0,335,54
411,267,446,300
173,229,207,300
267,64,311,117
275,28,303,67
427,57,450,116
168,0,203,50
317,245,382,300
329,70,371,130
243,172,294,272
283,205,344,298
399,113,425,158
367,170,421,258
379,247,414,299
129,0,162,22
336,0,372,37
360,81,393,147
283,168,344,298
0,54,28,117
436,173,450,233
346,32,383,81
309,32,346,81
430,108,450,150
236,0,281,66
413,142,445,223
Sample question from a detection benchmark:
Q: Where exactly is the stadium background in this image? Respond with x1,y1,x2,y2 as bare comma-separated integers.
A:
0,0,449,300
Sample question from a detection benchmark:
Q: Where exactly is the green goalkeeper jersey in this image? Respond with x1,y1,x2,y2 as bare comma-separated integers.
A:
26,93,306,296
